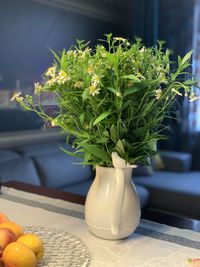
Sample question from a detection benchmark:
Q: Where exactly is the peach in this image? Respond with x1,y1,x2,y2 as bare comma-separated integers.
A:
17,233,44,261
0,213,9,224
188,258,200,267
0,228,16,257
0,221,24,239
2,242,37,267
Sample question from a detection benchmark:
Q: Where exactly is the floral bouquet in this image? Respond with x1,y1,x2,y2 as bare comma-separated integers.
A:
12,34,199,167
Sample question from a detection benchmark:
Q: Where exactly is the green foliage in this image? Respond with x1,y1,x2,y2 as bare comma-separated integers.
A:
14,34,199,167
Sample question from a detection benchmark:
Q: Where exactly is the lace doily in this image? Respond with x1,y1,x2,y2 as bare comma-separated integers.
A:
26,226,90,267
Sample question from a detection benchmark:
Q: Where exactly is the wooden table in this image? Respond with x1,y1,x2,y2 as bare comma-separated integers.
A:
2,181,200,232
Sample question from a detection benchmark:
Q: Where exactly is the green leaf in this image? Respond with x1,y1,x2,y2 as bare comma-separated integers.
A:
93,111,111,126
110,125,118,141
124,86,141,96
120,74,140,82
83,152,91,164
82,89,89,101
171,72,178,81
103,130,109,137
60,148,83,159
177,55,182,66
60,49,67,69
180,50,193,66
96,136,108,144
121,99,132,110
97,94,109,108
115,139,125,154
131,127,147,137
106,52,116,64
141,101,155,116
50,49,61,63
81,143,111,162
107,87,117,94
184,79,197,86
79,113,84,125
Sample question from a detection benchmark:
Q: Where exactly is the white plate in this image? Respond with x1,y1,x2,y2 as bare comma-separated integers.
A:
26,226,90,267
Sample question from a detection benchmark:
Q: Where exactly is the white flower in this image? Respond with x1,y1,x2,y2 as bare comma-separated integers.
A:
140,47,145,53
46,78,57,86
189,95,200,102
67,50,75,56
89,84,100,96
10,92,23,101
74,81,83,88
51,119,57,127
155,89,162,100
87,66,94,74
57,70,70,85
159,72,167,84
113,37,126,42
91,74,101,85
78,48,91,59
34,82,43,95
116,92,122,97
45,66,56,78
136,72,145,80
171,88,182,96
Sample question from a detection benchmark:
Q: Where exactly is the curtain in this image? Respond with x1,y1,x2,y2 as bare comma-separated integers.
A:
127,0,158,46
182,0,200,146
184,0,200,169
190,0,200,132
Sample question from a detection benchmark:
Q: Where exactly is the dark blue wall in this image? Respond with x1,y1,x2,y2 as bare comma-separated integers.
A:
0,0,120,89
126,0,159,46
158,0,194,57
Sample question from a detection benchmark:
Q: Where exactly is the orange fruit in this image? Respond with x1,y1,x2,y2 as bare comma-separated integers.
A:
2,242,37,267
0,213,9,224
0,228,16,257
0,221,24,239
17,233,44,261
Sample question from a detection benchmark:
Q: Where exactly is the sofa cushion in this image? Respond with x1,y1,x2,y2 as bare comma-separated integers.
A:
151,154,165,170
32,151,93,189
15,142,67,157
135,184,149,208
0,158,41,186
134,171,200,217
0,150,21,163
159,151,192,172
133,165,153,177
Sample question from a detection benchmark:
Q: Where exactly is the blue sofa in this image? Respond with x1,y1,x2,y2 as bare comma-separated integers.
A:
134,151,200,218
0,129,199,219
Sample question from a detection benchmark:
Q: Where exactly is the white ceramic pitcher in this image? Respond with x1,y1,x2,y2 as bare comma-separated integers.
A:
85,152,141,239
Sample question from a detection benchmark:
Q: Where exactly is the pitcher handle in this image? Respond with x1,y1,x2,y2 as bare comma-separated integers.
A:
111,168,125,236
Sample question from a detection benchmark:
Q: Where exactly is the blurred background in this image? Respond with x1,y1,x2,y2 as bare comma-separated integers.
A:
0,0,200,167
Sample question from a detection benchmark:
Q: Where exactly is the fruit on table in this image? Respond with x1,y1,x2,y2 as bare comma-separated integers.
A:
188,258,200,267
17,233,44,261
0,213,9,224
0,212,44,266
2,242,37,267
0,228,16,257
0,221,24,239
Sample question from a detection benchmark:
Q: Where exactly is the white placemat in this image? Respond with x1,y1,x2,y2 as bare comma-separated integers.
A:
1,187,200,267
